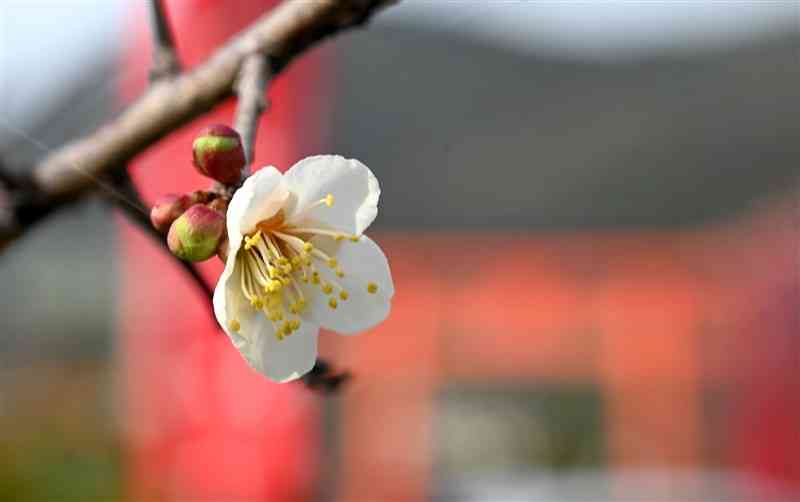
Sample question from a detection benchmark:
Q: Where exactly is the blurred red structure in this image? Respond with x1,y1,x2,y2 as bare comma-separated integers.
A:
116,2,800,501
119,1,326,500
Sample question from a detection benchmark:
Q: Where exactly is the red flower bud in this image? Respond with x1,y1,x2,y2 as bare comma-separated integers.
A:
150,193,192,233
167,204,226,262
192,124,245,185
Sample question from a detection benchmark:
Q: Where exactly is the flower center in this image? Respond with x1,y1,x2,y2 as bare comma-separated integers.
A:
230,195,379,340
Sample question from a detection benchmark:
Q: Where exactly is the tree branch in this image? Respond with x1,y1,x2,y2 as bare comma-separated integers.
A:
147,0,182,80
0,0,398,250
234,54,271,176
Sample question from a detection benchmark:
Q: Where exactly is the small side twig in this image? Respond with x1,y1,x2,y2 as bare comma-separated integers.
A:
234,54,271,177
107,167,216,317
147,0,181,81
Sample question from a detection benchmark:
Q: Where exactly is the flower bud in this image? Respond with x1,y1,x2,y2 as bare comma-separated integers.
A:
150,194,192,233
167,204,225,262
192,124,245,184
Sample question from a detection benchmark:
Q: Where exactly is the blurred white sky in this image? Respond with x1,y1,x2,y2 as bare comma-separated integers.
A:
0,0,797,128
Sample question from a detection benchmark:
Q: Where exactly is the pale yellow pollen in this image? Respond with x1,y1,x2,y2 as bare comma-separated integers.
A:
324,194,334,207
289,319,300,331
327,258,338,268
311,272,321,285
322,283,334,295
244,231,262,251
350,235,360,242
339,290,349,301
367,282,378,294
250,297,264,309
334,235,344,242
228,319,241,332
328,297,338,309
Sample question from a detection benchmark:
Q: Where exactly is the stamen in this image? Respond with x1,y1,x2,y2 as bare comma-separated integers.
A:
339,290,349,301
244,230,262,251
328,298,338,309
367,282,378,294
228,319,241,332
288,227,358,241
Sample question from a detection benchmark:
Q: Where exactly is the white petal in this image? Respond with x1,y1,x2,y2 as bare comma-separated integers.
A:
299,235,393,335
226,166,288,238
242,315,320,383
213,230,245,336
283,155,379,236
214,256,320,382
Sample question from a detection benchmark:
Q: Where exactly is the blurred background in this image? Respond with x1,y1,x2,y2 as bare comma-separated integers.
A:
1,0,799,500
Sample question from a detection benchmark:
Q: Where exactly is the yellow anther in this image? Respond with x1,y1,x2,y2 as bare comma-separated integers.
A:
327,258,338,268
281,321,292,336
339,290,349,301
349,235,360,242
244,231,262,250
228,319,241,333
269,311,283,322
277,257,289,266
303,242,313,253
311,272,320,285
291,256,301,267
324,194,334,207
328,298,338,309
275,331,284,341
270,280,283,292
334,235,344,242
367,282,378,294
289,319,300,331
336,268,345,278
289,303,299,314
322,284,333,295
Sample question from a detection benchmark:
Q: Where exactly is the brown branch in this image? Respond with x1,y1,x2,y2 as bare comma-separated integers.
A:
0,0,397,250
234,54,271,176
147,0,181,80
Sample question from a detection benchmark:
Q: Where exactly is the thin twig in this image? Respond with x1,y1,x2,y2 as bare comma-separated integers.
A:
147,0,181,80
234,54,271,176
107,167,216,312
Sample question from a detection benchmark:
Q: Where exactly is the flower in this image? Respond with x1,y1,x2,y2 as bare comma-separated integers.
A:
213,155,394,382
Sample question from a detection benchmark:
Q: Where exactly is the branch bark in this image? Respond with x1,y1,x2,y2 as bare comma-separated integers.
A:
147,0,182,80
0,0,397,250
234,54,271,175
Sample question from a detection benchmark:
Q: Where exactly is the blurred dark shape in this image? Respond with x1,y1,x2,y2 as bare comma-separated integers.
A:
330,27,800,229
303,358,351,394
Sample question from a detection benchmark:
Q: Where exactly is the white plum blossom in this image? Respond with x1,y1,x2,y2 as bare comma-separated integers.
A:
213,155,394,382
